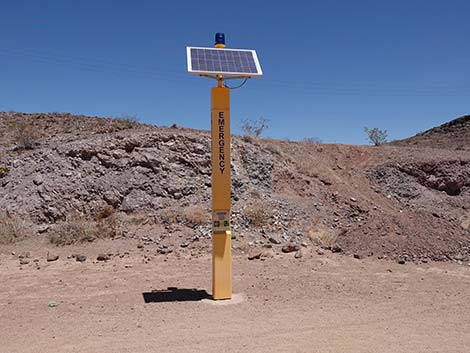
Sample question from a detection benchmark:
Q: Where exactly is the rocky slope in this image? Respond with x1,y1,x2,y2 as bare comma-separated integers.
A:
391,115,470,150
0,112,469,263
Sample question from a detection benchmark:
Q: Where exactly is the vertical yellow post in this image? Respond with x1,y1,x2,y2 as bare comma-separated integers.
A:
211,82,232,300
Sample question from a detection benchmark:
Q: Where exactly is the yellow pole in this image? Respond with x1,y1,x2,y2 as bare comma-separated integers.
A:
211,78,232,300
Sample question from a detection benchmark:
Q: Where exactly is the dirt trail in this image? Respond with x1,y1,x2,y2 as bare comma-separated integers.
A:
1,249,469,353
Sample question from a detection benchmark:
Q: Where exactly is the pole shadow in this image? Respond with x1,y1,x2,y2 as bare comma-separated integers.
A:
142,287,211,303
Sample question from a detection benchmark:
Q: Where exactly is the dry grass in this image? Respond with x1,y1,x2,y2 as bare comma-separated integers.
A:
0,213,29,244
114,115,140,130
307,225,338,247
0,165,9,178
183,205,209,226
159,207,180,224
159,206,209,226
12,120,38,150
244,200,271,227
48,208,117,246
296,159,319,177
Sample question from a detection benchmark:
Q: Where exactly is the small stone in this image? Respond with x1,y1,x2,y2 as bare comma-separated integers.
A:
48,301,59,308
18,251,31,259
301,242,308,248
397,259,406,265
248,251,261,260
38,225,49,234
350,197,357,202
33,176,43,186
19,258,30,265
331,244,342,253
454,254,465,261
76,255,87,262
137,244,144,249
316,249,325,255
294,251,302,259
281,243,300,253
269,237,281,245
97,254,110,261
180,242,189,248
353,254,363,260
46,252,59,262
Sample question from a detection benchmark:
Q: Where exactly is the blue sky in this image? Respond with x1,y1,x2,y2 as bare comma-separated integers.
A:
0,0,468,144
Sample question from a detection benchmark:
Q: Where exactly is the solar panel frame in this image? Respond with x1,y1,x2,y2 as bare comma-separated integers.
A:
187,46,263,77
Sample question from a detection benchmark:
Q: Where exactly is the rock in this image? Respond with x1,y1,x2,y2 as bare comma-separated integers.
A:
76,255,87,262
269,237,281,245
46,252,59,262
19,258,30,265
38,225,49,234
316,249,325,255
281,243,300,253
157,248,173,255
48,301,59,308
454,254,465,261
397,259,406,265
353,254,363,259
97,254,110,261
331,244,342,253
350,197,357,202
33,176,43,186
301,242,308,248
294,250,302,259
137,244,144,249
18,251,31,259
248,251,261,260
180,242,189,248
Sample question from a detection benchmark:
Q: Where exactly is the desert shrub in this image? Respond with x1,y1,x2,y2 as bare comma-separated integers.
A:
13,121,38,150
0,166,9,178
115,115,139,129
307,225,337,247
265,143,281,155
244,200,271,227
241,117,269,137
364,127,388,146
0,213,28,244
159,207,181,224
303,137,322,144
48,208,117,246
183,206,209,226
241,134,255,143
296,160,319,177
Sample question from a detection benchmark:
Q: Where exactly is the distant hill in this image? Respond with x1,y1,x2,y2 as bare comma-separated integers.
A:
391,115,470,150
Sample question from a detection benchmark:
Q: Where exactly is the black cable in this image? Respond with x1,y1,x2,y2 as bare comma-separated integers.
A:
224,78,248,90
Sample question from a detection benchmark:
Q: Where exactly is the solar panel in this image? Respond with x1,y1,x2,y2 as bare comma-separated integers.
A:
187,47,263,77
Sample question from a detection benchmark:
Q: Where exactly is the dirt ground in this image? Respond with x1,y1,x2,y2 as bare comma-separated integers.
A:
1,242,469,353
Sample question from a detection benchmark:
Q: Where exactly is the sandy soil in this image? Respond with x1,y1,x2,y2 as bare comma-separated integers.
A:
1,247,469,353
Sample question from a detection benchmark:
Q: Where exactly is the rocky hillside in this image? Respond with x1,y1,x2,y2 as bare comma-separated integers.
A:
0,112,469,263
391,115,470,150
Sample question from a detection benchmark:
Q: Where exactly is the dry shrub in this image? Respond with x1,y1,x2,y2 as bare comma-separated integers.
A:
265,143,281,155
115,115,139,129
183,205,208,226
0,213,29,244
244,200,271,227
159,207,180,224
0,165,9,178
13,120,38,150
296,160,319,177
307,225,337,247
234,236,250,252
49,208,117,246
241,135,255,144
